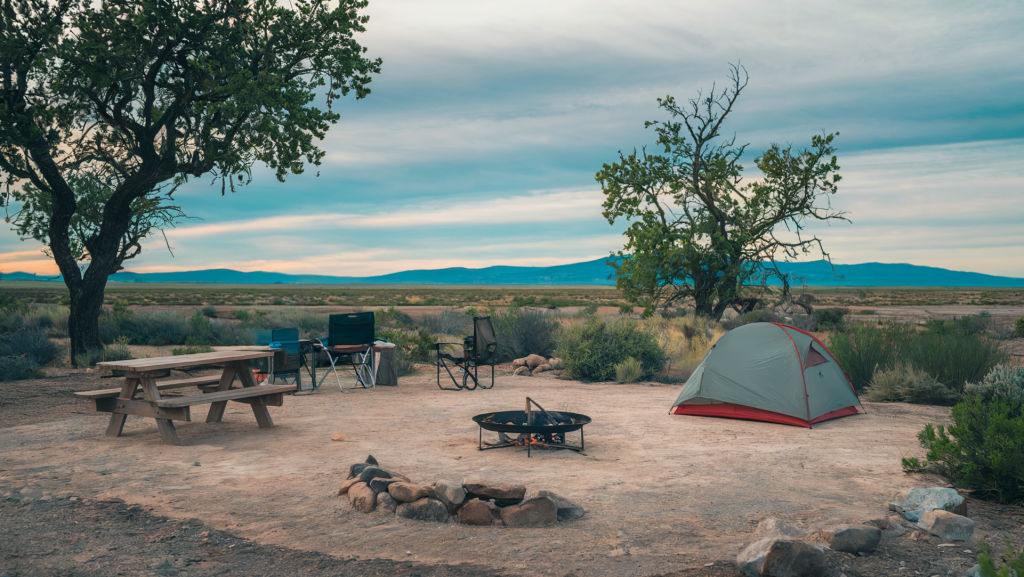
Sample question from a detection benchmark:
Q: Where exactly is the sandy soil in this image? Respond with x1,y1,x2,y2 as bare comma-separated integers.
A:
6,365,1013,576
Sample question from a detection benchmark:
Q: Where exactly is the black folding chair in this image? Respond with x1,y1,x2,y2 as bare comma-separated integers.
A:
313,312,378,391
435,316,497,390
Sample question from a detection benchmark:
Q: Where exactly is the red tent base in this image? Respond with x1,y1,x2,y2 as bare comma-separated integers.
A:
671,402,861,428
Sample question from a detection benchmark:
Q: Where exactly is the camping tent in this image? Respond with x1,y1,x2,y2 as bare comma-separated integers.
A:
670,322,863,427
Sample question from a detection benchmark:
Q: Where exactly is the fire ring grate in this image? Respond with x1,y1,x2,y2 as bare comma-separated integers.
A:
472,398,590,457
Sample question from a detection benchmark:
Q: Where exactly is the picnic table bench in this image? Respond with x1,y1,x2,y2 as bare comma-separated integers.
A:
74,350,295,445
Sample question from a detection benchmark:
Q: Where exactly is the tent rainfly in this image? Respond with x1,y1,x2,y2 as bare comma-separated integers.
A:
670,322,863,428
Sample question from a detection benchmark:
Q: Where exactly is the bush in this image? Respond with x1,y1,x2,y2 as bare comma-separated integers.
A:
201,305,218,318
813,308,847,331
75,335,134,367
965,365,1024,403
0,327,63,380
917,395,1024,505
377,328,436,376
976,539,1024,577
99,310,190,345
419,309,472,337
1016,316,1024,337
863,361,958,405
172,336,215,355
826,322,916,391
491,308,557,363
0,356,45,381
558,317,667,382
720,309,782,331
375,305,414,328
614,357,643,383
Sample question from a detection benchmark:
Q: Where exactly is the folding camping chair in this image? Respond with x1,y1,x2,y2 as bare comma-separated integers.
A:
435,316,497,390
313,312,379,391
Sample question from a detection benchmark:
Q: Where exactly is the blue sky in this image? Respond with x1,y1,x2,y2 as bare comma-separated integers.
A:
2,0,1023,277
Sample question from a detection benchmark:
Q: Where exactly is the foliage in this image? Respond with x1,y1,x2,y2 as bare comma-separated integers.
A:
813,308,846,331
377,328,436,376
614,357,643,383
0,0,381,361
576,304,599,318
0,327,63,380
201,306,218,318
900,456,928,473
98,309,251,346
596,64,845,319
375,305,415,328
172,336,215,356
965,365,1024,404
917,396,1024,505
976,539,1024,577
558,317,667,382
720,308,783,331
74,335,133,367
1015,316,1024,337
645,314,724,380
419,309,472,337
863,361,958,405
490,308,558,363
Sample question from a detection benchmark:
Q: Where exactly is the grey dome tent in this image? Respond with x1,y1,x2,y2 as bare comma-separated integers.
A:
670,322,863,427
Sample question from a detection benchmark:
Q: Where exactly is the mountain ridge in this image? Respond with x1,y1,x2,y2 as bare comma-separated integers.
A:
4,259,1024,287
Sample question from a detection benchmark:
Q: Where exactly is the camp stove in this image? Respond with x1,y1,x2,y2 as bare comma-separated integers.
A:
472,397,590,457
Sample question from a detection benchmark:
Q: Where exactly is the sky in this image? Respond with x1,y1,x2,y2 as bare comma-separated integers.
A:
2,0,1023,278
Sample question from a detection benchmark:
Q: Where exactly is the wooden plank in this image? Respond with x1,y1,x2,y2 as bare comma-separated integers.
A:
155,385,296,408
139,376,180,445
75,376,222,400
105,376,138,438
229,393,284,407
205,365,238,424
211,346,273,352
96,350,275,373
230,360,274,428
94,398,191,421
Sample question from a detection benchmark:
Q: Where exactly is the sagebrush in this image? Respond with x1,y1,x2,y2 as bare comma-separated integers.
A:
558,317,667,382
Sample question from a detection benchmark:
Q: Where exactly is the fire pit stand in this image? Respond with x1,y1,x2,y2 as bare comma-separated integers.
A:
472,398,591,457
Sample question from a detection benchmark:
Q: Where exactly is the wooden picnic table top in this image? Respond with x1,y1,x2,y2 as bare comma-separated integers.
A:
96,350,275,373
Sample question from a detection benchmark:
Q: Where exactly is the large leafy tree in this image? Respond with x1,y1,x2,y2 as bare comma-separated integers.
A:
0,0,381,362
597,64,846,320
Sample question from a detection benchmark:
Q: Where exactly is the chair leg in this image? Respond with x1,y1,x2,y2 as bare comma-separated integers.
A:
315,354,345,392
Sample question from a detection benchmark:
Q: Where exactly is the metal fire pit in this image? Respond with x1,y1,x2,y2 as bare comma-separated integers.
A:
472,397,591,457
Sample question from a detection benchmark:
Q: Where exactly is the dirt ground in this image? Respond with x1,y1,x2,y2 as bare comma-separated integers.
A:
3,365,1023,576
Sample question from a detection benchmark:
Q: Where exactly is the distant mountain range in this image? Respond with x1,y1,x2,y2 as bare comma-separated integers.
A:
4,258,1024,287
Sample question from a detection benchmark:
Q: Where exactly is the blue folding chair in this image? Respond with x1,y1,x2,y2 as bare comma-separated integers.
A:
313,312,380,391
269,328,304,389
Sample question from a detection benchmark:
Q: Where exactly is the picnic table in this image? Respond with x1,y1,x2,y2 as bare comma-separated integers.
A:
74,350,296,445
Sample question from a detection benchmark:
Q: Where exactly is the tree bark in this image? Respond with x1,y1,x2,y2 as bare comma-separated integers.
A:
66,274,106,361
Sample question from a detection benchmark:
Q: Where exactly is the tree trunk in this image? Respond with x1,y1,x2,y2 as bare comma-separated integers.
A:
66,274,107,362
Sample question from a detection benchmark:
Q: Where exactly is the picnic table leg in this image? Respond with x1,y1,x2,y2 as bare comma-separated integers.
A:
139,377,181,445
234,361,274,429
105,376,139,437
206,364,239,424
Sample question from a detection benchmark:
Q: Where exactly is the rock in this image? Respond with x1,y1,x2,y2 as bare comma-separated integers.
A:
396,498,450,523
511,358,528,368
331,434,346,441
525,354,547,370
369,477,401,494
347,463,369,479
737,539,827,577
457,498,497,525
917,510,974,541
433,480,467,514
499,497,558,528
890,487,966,522
536,490,584,521
389,482,432,503
365,455,378,466
820,525,880,554
755,518,807,538
533,363,551,373
358,467,392,484
513,366,532,377
337,477,361,496
463,479,527,501
376,492,398,513
348,482,376,513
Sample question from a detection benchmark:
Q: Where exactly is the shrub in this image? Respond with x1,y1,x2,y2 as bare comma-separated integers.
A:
1016,316,1024,337
558,317,667,382
965,365,1024,404
576,304,598,318
0,356,45,381
813,308,847,331
826,322,916,391
720,308,782,331
375,305,414,328
863,361,958,405
419,309,472,337
614,357,643,383
0,327,63,381
75,335,134,367
99,310,190,345
377,328,436,376
903,331,1007,395
491,308,557,363
172,336,215,355
976,539,1024,577
201,305,218,318
917,395,1024,505
260,309,326,337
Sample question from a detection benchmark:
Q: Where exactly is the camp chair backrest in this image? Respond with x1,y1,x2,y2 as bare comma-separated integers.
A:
328,312,375,347
473,316,497,364
251,329,273,346
271,328,301,372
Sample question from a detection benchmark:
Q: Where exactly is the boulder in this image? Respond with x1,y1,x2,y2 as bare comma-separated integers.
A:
889,487,965,521
396,498,450,523
500,497,558,528
357,467,392,484
348,482,376,513
347,456,379,479
532,364,551,373
463,479,527,501
376,492,398,514
536,490,584,521
389,482,432,503
820,525,880,554
547,358,563,370
337,477,361,496
513,366,532,377
365,455,378,466
737,539,826,577
755,518,807,538
368,477,401,494
457,498,497,525
525,354,547,370
433,480,467,514
511,358,528,368
916,510,974,541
